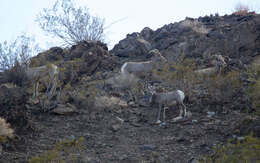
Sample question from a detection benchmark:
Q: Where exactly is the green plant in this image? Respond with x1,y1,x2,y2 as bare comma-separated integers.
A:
204,70,241,103
153,57,198,100
246,64,260,115
200,134,260,163
29,137,86,163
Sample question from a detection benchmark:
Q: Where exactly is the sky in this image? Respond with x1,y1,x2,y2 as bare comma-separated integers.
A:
0,0,260,51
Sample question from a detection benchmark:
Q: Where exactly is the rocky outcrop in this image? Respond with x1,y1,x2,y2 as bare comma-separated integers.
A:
112,13,260,66
30,41,119,84
111,32,152,59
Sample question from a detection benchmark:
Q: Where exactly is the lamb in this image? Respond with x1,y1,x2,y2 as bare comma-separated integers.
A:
121,49,167,78
150,90,187,125
25,63,58,99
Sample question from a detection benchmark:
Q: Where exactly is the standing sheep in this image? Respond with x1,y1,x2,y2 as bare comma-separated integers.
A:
150,90,187,125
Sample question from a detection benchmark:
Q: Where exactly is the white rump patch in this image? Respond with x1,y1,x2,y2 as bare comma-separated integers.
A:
121,63,128,73
177,90,185,101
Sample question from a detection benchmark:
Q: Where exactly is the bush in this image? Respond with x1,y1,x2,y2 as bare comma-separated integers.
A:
0,34,39,71
0,34,40,86
36,0,105,46
29,137,86,163
233,3,251,16
153,57,198,100
246,64,260,115
200,134,260,163
2,61,28,86
204,70,242,103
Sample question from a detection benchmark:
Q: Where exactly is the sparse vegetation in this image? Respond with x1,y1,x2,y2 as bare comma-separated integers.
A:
233,3,251,16
0,34,40,86
29,137,86,163
36,0,105,46
204,70,242,103
246,64,260,115
200,134,260,163
0,34,39,71
153,57,198,100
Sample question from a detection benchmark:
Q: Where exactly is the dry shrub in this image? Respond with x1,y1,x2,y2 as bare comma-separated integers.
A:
2,61,28,87
29,137,86,163
94,96,127,110
200,134,260,163
153,58,198,100
0,117,14,143
233,3,250,16
246,64,260,115
203,70,242,103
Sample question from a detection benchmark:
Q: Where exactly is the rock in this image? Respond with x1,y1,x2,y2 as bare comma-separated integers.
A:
189,158,199,163
192,120,198,123
111,124,121,132
94,96,128,111
52,103,78,115
0,83,16,89
112,14,260,66
139,144,157,151
207,111,215,118
111,32,152,58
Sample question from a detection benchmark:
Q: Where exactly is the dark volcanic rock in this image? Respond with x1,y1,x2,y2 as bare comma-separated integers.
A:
111,32,152,59
112,13,260,66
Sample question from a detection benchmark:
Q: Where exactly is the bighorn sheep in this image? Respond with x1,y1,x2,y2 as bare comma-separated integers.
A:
25,64,58,99
150,90,187,125
104,72,140,102
121,49,167,78
195,54,226,75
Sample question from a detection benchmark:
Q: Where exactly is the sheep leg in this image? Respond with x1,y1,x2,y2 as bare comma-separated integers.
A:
155,104,162,124
128,90,137,102
178,103,183,117
33,81,39,99
33,83,36,99
181,101,187,117
172,103,183,122
161,107,167,126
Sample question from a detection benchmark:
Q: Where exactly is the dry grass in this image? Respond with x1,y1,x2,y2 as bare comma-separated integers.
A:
0,117,14,142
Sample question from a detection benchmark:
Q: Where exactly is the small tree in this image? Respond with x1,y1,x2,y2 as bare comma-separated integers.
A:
0,34,39,71
36,0,105,46
0,34,40,86
234,3,250,15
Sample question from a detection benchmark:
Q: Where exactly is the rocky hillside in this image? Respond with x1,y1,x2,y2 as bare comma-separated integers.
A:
0,13,260,163
112,13,260,66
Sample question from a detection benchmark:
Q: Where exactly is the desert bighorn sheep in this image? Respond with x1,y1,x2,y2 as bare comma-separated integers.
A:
150,90,187,125
25,63,58,99
121,49,167,78
195,54,226,75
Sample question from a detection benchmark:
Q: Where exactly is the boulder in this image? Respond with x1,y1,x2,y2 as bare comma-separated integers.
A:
52,103,78,115
111,32,152,58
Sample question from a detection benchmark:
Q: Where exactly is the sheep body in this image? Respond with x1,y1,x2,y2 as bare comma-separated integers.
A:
150,90,187,125
195,67,216,75
26,64,58,98
150,90,184,106
121,61,154,78
120,49,167,78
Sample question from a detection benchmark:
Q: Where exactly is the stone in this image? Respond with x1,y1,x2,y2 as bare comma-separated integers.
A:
52,103,78,115
139,144,157,151
111,124,121,132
